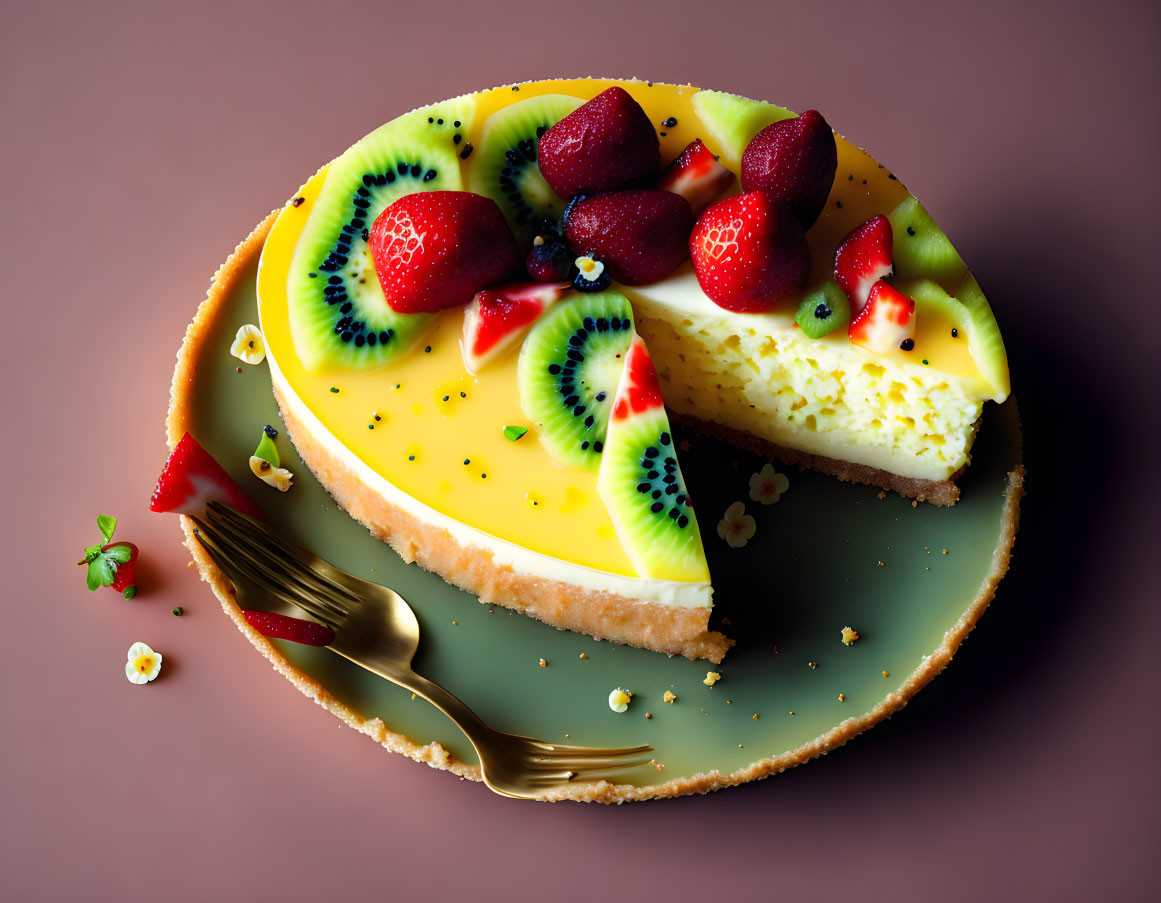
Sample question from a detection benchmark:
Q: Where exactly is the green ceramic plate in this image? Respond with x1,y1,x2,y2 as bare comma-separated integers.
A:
181,239,1022,801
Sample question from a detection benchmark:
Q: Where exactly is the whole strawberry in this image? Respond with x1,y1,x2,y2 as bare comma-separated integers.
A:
537,87,660,200
563,190,692,285
370,191,522,314
690,191,811,312
740,110,837,229
78,515,139,599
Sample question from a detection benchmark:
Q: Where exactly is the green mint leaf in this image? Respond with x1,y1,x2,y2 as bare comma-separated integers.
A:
105,545,132,564
83,545,102,563
85,561,102,591
503,425,528,442
94,556,117,587
97,514,117,544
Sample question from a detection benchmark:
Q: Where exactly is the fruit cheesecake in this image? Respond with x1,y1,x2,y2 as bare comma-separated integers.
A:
247,77,1009,662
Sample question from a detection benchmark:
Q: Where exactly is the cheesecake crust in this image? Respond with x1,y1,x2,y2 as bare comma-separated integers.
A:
673,413,967,506
167,210,1024,803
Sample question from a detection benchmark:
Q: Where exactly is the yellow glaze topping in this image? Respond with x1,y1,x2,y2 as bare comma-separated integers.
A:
259,165,640,576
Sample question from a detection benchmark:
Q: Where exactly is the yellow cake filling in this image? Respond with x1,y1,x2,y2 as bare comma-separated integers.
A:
258,78,1006,587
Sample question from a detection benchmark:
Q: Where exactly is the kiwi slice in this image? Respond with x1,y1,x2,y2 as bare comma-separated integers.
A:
904,278,1010,402
954,275,1010,402
795,281,850,338
887,196,969,287
287,113,464,372
598,397,707,583
468,94,584,244
392,94,477,160
690,89,795,169
517,291,635,469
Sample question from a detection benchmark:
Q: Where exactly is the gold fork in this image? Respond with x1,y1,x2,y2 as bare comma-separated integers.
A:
191,501,652,798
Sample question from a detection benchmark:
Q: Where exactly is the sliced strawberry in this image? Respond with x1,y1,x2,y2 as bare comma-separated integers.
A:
150,433,261,518
462,282,568,372
537,86,660,200
105,542,139,597
834,215,893,313
242,610,335,647
611,335,664,422
562,190,692,285
689,191,810,312
740,110,838,229
848,281,915,354
657,139,735,216
370,191,522,314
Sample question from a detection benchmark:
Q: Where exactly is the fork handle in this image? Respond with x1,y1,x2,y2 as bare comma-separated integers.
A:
338,656,494,749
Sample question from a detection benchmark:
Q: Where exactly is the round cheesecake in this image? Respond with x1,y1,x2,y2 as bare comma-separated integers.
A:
254,78,1011,663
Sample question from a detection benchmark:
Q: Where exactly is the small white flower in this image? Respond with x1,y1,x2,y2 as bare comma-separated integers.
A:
749,463,789,505
249,456,293,491
125,642,162,684
608,688,632,713
230,324,266,365
716,501,756,548
575,256,605,282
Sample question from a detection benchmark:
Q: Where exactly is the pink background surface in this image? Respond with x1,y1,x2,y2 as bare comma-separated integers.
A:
3,1,1159,899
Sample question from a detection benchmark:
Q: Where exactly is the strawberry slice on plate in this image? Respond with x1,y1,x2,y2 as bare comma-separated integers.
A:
834,214,893,313
150,433,261,518
657,139,735,216
462,282,569,372
689,190,810,312
848,281,915,354
370,191,522,314
242,610,335,647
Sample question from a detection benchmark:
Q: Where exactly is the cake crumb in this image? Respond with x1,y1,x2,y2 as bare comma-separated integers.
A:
838,693,846,702
876,491,887,500
842,627,860,645
942,549,949,555
752,713,759,720
882,670,890,678
912,500,918,508
808,661,818,670
579,653,588,660
645,713,652,719
652,759,665,771
789,711,796,716
451,620,458,626
539,658,547,668
608,688,632,713
703,671,721,686
877,560,885,567
663,690,677,703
